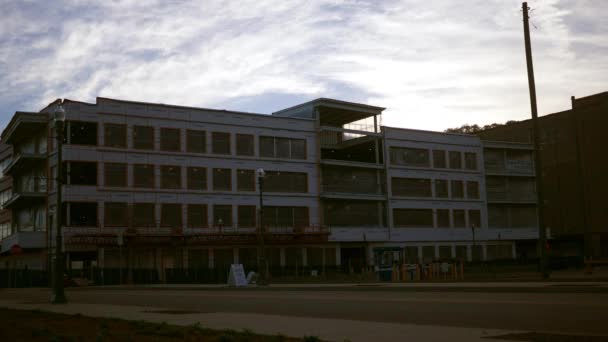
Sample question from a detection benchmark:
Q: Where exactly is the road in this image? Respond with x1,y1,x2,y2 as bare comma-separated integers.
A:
2,285,608,336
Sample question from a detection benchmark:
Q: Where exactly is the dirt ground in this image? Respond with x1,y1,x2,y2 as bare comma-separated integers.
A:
0,308,308,341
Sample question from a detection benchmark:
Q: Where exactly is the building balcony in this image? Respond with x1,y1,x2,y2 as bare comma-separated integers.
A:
0,112,47,144
0,231,46,254
485,160,534,176
3,153,46,175
487,192,537,203
2,192,46,209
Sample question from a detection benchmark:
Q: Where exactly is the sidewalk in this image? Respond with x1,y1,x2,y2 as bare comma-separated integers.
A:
0,299,520,342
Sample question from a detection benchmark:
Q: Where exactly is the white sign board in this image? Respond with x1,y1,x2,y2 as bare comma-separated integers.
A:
227,264,248,287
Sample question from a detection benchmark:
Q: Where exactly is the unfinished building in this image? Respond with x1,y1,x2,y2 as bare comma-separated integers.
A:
0,97,538,283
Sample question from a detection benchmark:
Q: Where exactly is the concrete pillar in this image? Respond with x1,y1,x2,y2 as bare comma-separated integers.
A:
155,248,163,282
280,247,286,267
434,245,440,259
302,247,307,267
451,244,456,259
98,248,105,268
233,247,239,264
208,248,214,269
482,244,488,261
367,244,374,266
466,245,472,262
417,246,423,262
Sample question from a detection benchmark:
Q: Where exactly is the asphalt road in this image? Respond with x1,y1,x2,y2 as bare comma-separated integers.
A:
2,286,608,336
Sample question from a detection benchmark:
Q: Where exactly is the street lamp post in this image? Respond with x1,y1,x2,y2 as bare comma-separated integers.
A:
51,104,67,304
256,168,266,285
471,224,477,262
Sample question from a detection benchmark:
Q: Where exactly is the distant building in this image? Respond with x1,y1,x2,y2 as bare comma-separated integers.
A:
478,91,608,261
0,97,538,281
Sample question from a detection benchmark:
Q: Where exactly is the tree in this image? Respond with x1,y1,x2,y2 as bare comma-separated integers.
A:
444,120,519,134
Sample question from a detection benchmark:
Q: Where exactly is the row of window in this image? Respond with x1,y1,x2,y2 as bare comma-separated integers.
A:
0,222,10,240
61,121,307,160
393,208,482,228
390,147,477,170
64,202,310,229
0,189,12,206
391,178,480,199
55,162,308,193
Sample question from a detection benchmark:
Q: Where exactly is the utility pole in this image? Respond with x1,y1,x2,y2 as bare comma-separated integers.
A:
522,2,549,279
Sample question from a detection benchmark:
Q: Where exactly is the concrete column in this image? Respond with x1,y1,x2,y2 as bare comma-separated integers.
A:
466,245,472,262
482,244,488,261
434,245,440,259
451,244,456,258
208,248,214,269
417,246,423,262
302,247,307,267
367,244,374,266
155,248,163,282
233,247,239,264
98,248,105,268
280,248,286,267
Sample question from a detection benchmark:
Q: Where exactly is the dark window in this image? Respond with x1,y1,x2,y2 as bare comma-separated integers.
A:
133,126,154,150
451,180,464,198
160,128,181,151
434,179,448,198
104,202,128,227
433,150,446,168
393,208,433,228
212,132,231,155
133,203,156,227
437,209,450,228
104,123,126,148
133,164,155,188
187,204,208,228
264,171,307,193
161,165,181,189
212,168,232,191
186,129,206,153
291,139,306,159
467,181,480,199
238,205,256,228
258,136,306,159
237,169,255,192
262,206,309,228
236,134,254,156
464,152,477,170
392,177,431,197
390,147,430,167
161,203,182,227
449,151,462,169
453,209,466,228
469,209,481,228
187,167,206,191
276,138,290,158
69,121,97,145
104,163,127,187
68,202,97,227
259,136,274,158
68,161,97,185
213,205,232,227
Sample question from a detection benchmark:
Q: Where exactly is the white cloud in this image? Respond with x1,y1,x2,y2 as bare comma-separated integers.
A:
0,0,606,131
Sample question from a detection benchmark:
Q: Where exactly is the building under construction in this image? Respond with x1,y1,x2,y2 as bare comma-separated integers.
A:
0,97,538,283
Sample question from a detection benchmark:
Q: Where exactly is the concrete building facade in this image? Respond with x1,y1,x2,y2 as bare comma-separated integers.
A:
0,97,538,281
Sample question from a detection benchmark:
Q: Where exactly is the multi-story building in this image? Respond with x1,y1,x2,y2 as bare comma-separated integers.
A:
0,97,538,282
479,91,608,260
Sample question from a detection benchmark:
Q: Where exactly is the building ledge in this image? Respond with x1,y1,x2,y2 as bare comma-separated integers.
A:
320,192,385,201
4,153,47,175
2,192,46,209
320,159,384,169
0,231,46,254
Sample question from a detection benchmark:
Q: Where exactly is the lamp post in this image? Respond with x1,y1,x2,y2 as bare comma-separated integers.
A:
256,168,266,285
51,104,67,304
471,224,477,262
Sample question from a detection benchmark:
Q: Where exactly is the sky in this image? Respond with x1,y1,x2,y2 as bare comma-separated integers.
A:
1,0,606,131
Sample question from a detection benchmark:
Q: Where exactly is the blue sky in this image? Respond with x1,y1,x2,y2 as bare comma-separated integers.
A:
1,0,606,131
